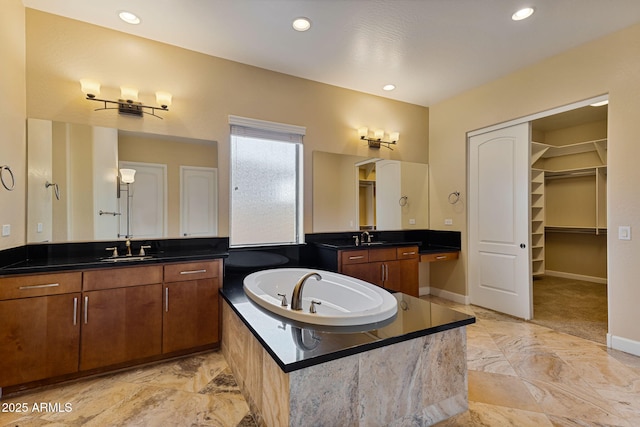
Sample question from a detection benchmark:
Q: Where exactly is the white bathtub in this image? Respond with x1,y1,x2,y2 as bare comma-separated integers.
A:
243,268,398,326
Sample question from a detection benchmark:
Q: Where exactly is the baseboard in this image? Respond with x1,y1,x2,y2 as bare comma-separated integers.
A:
608,334,640,357
544,270,607,285
419,286,430,297
425,287,470,305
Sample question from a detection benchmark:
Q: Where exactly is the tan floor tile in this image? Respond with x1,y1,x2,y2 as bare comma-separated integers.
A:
469,370,542,412
435,401,554,427
523,378,630,426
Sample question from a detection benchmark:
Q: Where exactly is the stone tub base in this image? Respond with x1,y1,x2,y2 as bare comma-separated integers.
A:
222,302,468,426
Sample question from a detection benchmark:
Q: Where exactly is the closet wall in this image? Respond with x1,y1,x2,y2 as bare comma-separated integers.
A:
531,107,608,283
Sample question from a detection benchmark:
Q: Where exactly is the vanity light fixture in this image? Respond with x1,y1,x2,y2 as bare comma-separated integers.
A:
80,79,171,119
117,168,136,239
119,168,136,184
358,127,400,150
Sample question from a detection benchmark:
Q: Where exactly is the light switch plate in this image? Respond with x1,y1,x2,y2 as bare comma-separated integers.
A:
2,224,10,237
444,219,453,225
618,225,631,240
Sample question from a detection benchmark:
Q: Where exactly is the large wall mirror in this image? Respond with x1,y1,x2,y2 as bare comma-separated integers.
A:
313,151,429,233
27,119,218,243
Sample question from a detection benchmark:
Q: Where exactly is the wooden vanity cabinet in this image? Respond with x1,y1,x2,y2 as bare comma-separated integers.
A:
339,246,419,297
0,258,223,391
80,265,163,371
162,260,221,354
0,272,81,387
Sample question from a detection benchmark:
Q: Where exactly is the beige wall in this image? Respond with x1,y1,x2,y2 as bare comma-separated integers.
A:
25,9,429,238
0,0,26,250
428,22,640,345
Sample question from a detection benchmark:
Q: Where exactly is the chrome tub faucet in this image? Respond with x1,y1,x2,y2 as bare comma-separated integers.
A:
291,272,322,311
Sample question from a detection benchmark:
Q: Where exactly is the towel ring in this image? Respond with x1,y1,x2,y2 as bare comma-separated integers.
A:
1,165,15,191
399,196,408,207
448,191,460,204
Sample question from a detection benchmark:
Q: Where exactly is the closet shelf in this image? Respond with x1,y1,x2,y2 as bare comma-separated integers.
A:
544,166,606,180
531,139,607,165
545,226,607,234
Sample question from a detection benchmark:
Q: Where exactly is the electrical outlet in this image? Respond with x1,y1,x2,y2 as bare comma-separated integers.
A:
409,218,416,225
2,224,10,237
618,225,631,240
444,219,453,226
37,222,43,233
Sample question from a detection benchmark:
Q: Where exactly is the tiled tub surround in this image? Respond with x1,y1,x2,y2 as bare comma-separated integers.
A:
221,282,475,426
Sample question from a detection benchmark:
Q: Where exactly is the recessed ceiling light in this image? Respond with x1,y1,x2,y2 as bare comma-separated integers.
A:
292,17,311,32
383,84,396,91
590,100,609,107
119,11,141,25
511,7,535,21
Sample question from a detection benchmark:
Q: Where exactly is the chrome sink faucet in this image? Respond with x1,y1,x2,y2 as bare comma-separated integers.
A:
361,230,372,244
291,272,322,311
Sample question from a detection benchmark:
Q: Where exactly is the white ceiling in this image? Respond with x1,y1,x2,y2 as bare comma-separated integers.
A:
22,0,640,107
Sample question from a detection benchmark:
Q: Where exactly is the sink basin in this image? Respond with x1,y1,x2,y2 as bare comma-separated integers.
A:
362,241,386,246
100,255,154,263
243,268,398,326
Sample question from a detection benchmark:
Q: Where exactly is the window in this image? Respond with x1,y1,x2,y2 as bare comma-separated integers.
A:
229,116,305,247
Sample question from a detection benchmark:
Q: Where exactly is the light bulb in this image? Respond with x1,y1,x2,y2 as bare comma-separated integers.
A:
80,79,100,98
156,91,172,109
119,168,136,184
120,86,139,102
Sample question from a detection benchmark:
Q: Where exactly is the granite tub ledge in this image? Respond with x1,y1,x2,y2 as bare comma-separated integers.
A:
220,282,475,426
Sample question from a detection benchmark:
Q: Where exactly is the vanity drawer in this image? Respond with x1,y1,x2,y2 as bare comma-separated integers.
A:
164,260,218,282
397,246,419,260
0,272,82,300
420,251,460,263
83,265,163,291
340,250,369,265
368,247,398,262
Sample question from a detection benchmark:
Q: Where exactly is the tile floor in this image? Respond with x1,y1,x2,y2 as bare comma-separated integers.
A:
2,295,639,426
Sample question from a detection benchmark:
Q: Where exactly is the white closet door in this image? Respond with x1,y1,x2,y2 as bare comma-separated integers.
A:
180,166,218,237
375,160,402,230
119,161,167,239
468,123,532,319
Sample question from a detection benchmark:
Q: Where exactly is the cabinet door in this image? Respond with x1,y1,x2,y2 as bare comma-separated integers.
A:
384,259,419,297
80,284,162,371
163,278,219,354
0,293,80,387
342,262,384,286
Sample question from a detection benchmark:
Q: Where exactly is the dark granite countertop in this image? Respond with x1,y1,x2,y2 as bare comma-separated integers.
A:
0,251,228,275
0,237,229,276
221,276,475,373
312,240,423,250
306,230,461,255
